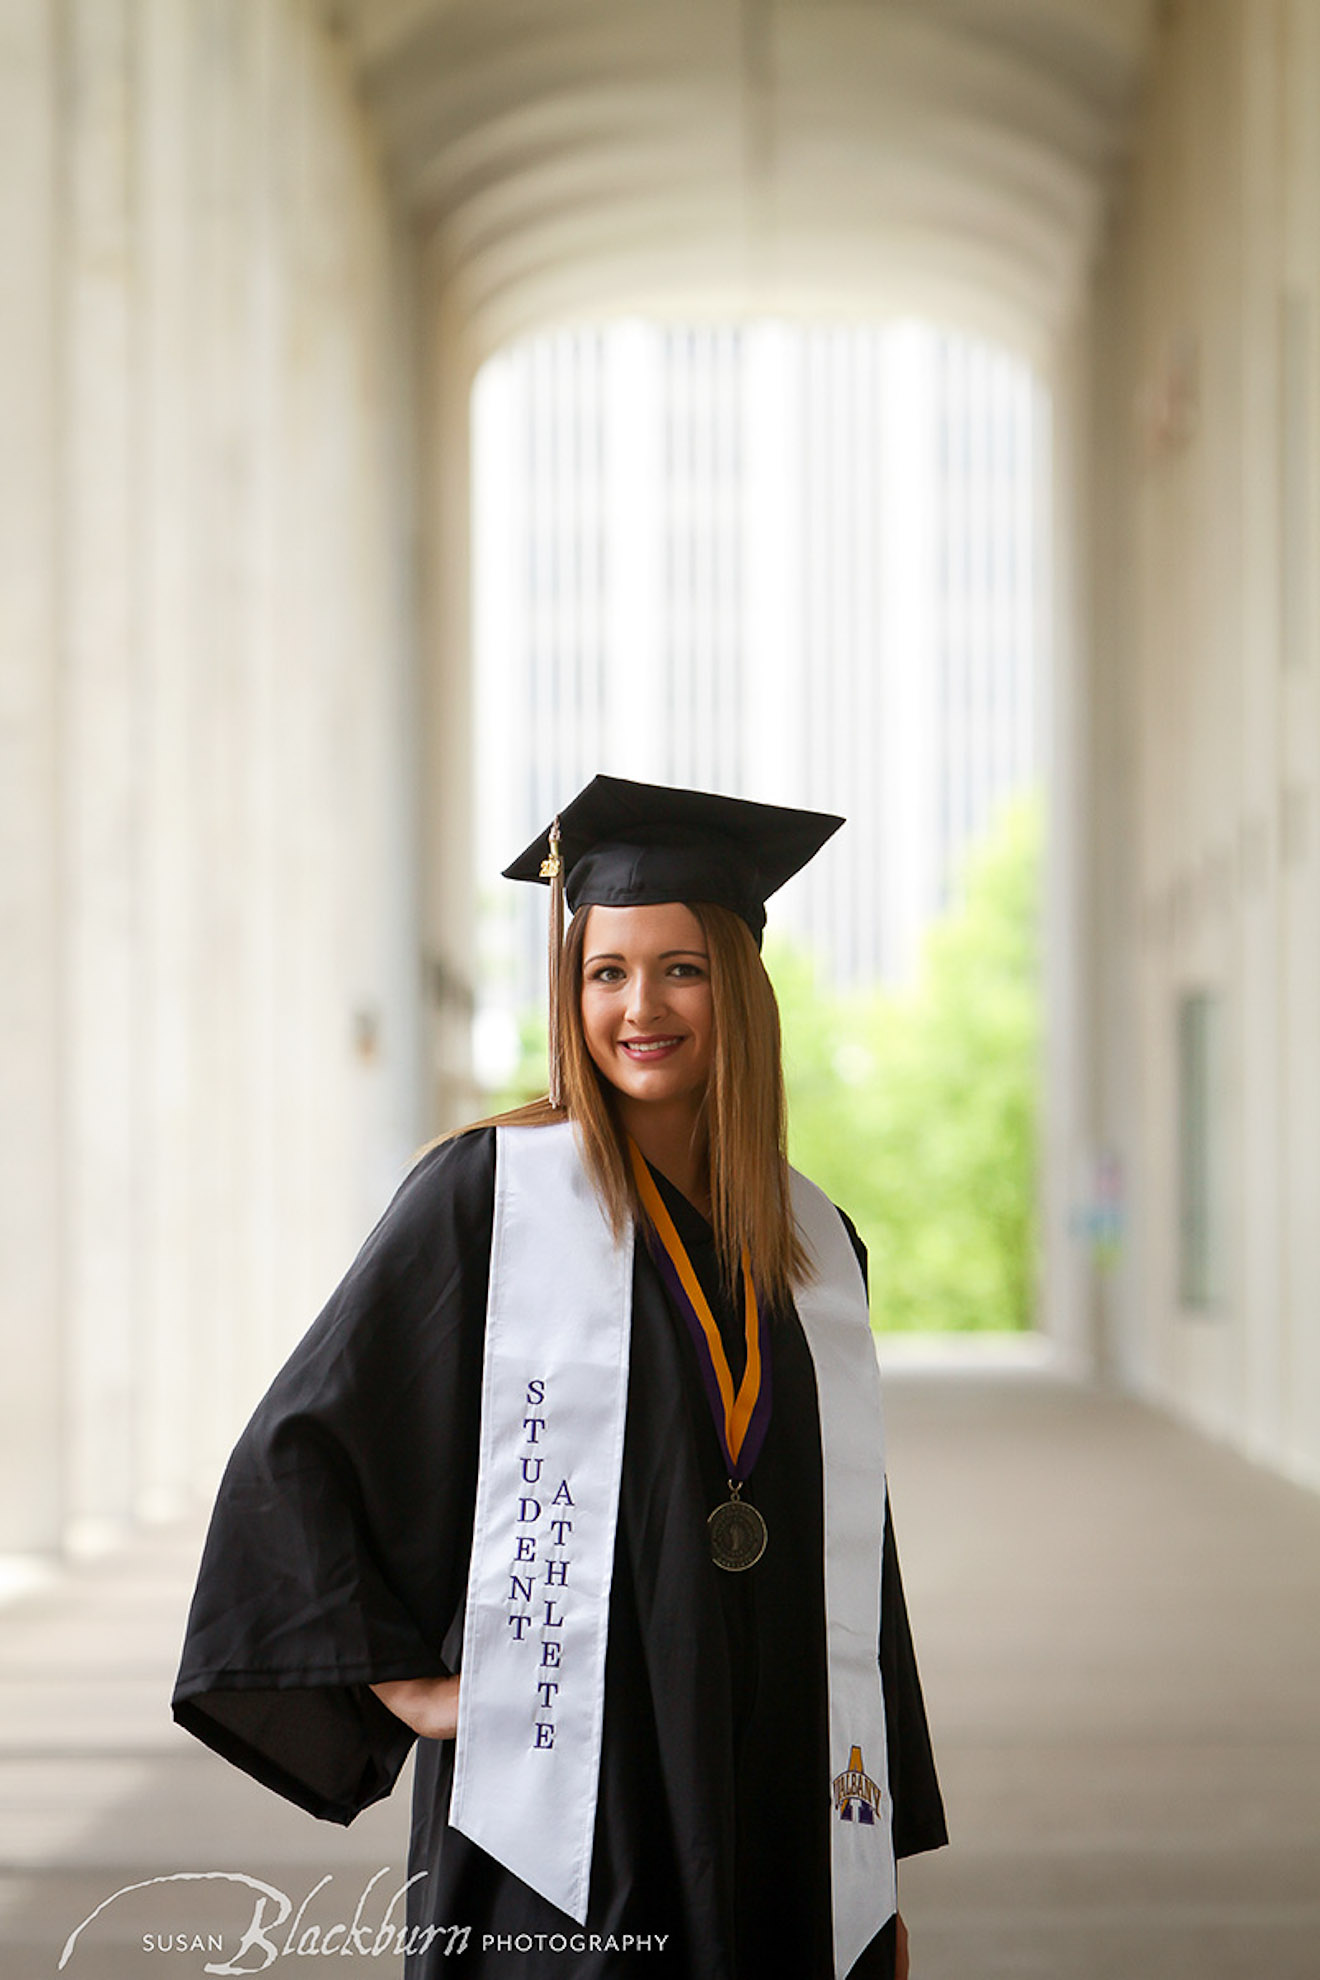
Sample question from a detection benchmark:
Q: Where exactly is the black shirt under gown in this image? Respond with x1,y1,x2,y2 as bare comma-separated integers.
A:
173,1127,946,1978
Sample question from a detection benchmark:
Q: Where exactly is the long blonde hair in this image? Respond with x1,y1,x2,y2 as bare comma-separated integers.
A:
461,901,808,1306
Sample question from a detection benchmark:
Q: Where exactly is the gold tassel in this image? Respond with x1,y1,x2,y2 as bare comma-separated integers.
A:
540,816,565,1109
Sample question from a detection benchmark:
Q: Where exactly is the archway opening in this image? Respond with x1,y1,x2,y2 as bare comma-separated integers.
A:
469,314,1050,1333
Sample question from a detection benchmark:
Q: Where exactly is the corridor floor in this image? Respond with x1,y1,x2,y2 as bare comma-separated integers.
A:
2,1362,1318,1979
887,1362,1320,1980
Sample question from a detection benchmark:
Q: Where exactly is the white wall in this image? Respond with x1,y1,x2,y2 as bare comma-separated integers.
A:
1082,0,1320,1486
0,0,424,1553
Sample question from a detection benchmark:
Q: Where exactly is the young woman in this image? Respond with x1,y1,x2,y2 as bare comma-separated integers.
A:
174,777,946,1979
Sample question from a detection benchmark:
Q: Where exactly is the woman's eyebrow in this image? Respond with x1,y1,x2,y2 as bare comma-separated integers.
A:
584,948,710,965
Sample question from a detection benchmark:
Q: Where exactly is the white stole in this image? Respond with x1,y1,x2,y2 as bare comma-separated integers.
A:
450,1123,896,1972
790,1169,897,1975
449,1123,634,1920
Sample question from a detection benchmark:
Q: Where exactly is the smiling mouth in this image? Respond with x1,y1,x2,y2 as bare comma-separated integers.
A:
619,1036,685,1058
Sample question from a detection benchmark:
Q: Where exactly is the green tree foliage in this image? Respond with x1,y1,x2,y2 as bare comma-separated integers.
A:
775,796,1042,1331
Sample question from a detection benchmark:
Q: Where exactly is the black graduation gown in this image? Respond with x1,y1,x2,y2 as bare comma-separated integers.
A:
173,1127,946,1978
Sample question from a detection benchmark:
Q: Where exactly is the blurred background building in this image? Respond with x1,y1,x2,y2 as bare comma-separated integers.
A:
5,0,1320,1565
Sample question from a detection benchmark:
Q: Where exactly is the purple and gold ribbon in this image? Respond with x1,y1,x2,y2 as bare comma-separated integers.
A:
628,1138,772,1481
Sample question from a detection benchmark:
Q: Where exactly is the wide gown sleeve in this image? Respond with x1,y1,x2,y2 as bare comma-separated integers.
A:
171,1127,497,1825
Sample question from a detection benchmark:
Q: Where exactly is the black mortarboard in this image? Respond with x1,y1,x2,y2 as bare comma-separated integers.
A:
503,774,844,946
505,776,844,1107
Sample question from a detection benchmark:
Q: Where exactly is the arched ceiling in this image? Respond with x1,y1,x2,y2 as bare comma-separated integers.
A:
331,0,1156,362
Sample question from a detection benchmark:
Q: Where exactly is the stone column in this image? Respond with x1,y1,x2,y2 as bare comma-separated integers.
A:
1275,0,1320,1486
1049,305,1132,1385
0,0,64,1555
1237,0,1285,1458
420,263,481,1134
62,0,143,1553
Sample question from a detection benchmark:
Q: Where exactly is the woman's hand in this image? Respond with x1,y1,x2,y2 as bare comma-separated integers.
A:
894,1909,909,1980
370,1674,461,1741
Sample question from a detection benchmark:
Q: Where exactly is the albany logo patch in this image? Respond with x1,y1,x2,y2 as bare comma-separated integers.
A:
832,1744,884,1825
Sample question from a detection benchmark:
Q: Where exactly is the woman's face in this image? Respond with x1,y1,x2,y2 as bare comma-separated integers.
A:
579,901,714,1114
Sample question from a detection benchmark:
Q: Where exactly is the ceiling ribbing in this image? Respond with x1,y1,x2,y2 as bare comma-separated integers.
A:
332,0,1155,357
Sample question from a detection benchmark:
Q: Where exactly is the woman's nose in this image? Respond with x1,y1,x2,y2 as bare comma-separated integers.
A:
624,971,665,1024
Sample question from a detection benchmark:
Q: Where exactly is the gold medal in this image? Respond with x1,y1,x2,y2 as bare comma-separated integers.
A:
708,1484,768,1572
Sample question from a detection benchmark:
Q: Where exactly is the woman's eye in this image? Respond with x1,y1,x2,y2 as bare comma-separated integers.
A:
590,966,624,984
669,962,704,979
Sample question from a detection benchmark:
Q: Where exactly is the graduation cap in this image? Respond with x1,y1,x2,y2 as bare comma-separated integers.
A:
504,774,843,1104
